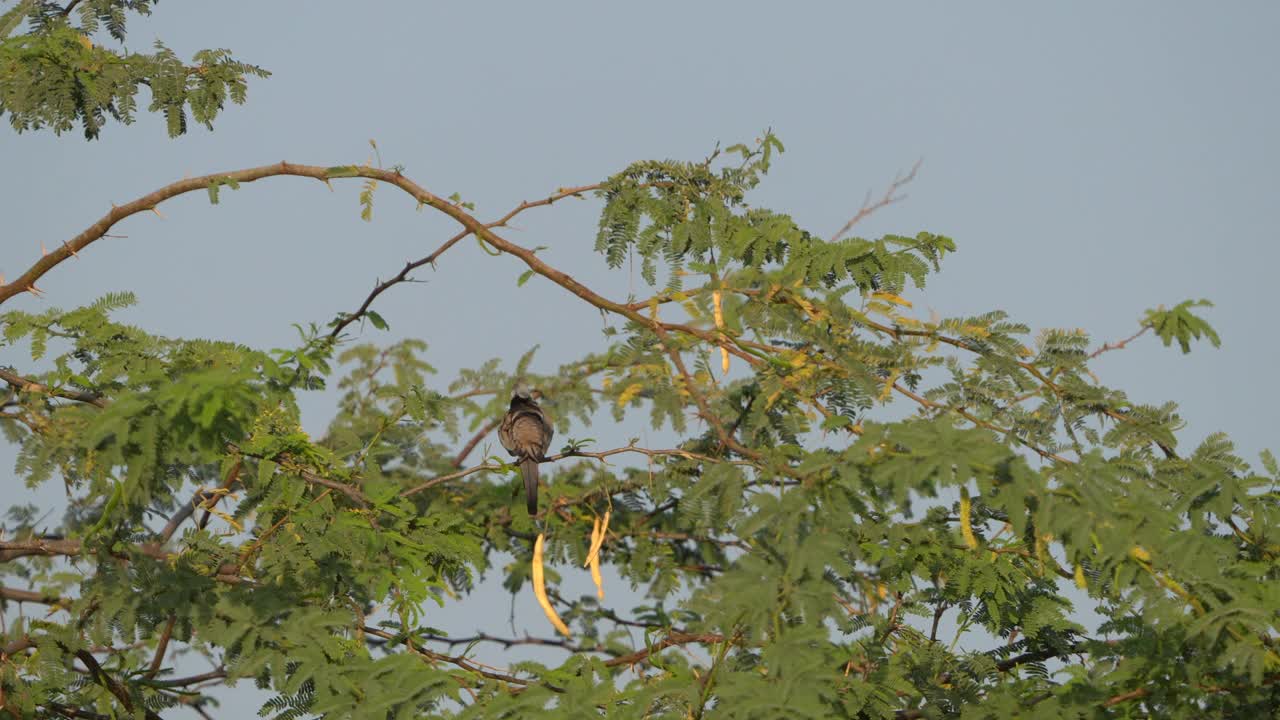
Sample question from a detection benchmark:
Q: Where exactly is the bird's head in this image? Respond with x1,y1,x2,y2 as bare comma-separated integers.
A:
512,380,533,401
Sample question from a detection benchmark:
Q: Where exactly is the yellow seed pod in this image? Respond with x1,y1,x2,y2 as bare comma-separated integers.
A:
959,488,979,550
532,534,571,637
713,290,730,374
870,291,912,308
583,517,601,568
590,548,604,601
584,511,611,566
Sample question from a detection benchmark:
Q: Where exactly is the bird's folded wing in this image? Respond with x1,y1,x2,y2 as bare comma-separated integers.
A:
498,414,518,454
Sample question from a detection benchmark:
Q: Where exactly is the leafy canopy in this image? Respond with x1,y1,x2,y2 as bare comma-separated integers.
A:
0,0,267,138
1,8,1276,720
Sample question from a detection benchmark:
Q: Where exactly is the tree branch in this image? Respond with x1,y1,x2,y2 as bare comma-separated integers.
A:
830,159,921,242
361,625,542,689
2,635,34,656
0,585,66,606
144,615,176,679
1089,324,1151,359
73,648,163,720
327,184,599,341
0,537,246,585
420,631,592,655
159,459,241,541
603,631,726,668
0,163,760,375
0,367,106,408
400,443,749,498
0,536,86,562
892,382,1071,464
144,669,227,688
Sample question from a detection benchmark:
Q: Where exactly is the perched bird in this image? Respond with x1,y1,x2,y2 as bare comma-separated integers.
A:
498,384,554,515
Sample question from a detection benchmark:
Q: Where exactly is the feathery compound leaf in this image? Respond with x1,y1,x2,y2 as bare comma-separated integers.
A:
1144,299,1221,353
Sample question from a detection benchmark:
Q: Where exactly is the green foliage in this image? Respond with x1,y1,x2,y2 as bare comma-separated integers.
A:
0,1,267,138
1144,299,1221,353
2,121,1274,718
207,175,241,205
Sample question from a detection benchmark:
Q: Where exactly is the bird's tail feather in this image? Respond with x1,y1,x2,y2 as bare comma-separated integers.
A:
521,458,539,515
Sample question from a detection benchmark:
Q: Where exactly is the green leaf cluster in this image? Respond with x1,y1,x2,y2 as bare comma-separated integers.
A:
2,131,1274,719
0,1,267,138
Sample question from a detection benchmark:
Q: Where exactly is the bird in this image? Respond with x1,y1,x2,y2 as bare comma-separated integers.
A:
498,383,554,515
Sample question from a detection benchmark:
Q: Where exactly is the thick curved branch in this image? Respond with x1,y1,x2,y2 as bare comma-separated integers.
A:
0,536,86,562
0,163,760,375
1,585,66,605
0,367,106,408
3,158,1169,468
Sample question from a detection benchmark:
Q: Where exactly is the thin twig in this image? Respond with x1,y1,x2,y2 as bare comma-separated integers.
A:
73,648,163,720
159,459,241,541
830,159,922,242
400,444,749,498
361,625,542,688
327,183,600,341
1089,325,1151,359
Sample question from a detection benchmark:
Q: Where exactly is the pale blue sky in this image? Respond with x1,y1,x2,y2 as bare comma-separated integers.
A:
2,1,1277,715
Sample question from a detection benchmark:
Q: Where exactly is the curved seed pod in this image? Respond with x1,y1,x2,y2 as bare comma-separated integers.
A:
959,488,979,550
532,533,571,637
583,512,610,600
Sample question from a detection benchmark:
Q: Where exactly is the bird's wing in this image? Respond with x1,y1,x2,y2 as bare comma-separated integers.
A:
497,412,518,455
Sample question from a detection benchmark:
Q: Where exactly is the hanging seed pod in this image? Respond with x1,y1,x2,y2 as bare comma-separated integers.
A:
583,512,610,600
713,290,730,374
532,533,571,637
